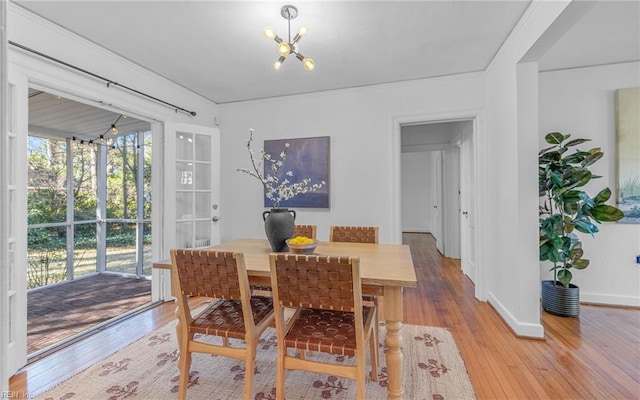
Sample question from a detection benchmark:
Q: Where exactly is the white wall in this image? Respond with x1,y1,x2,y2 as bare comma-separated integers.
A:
218,73,487,244
539,61,640,307
8,5,217,127
401,151,433,233
484,1,570,338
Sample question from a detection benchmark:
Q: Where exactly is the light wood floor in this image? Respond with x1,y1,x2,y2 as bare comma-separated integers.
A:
10,232,640,398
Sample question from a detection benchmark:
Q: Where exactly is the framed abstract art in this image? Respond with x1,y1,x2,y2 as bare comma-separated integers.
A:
263,136,330,208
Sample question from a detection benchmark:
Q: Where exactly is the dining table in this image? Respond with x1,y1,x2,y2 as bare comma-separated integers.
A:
153,238,418,400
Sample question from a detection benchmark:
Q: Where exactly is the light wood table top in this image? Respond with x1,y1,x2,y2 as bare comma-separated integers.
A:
153,238,417,289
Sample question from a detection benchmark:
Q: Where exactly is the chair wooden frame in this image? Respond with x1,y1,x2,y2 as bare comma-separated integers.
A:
170,249,275,399
269,253,378,400
329,226,379,244
293,224,317,239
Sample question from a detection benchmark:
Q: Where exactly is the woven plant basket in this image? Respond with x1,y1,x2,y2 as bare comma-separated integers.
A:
541,280,580,317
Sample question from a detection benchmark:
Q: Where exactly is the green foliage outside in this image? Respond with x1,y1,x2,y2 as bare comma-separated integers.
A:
27,132,152,288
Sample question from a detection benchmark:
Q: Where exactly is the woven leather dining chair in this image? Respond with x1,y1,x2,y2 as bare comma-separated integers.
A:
329,225,379,243
170,249,275,400
293,224,317,239
329,225,381,323
269,253,378,400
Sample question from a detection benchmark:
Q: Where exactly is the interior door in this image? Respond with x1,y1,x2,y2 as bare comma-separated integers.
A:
434,152,444,254
165,123,221,252
460,131,477,284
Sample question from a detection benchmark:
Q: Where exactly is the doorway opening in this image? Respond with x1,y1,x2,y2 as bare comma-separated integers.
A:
396,115,479,291
26,88,155,358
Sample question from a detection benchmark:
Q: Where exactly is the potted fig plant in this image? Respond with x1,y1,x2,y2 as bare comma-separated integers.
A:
539,132,624,317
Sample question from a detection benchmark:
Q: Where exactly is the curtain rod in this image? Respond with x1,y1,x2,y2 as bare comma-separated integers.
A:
9,41,197,117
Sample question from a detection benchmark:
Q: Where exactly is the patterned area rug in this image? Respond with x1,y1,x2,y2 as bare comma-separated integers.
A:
38,320,476,400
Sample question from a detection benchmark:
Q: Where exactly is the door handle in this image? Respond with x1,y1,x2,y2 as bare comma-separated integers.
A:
211,216,220,222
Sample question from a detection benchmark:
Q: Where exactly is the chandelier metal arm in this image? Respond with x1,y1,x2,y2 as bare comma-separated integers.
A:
264,4,314,70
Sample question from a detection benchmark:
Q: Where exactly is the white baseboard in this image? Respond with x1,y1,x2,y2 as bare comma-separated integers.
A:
488,292,544,339
580,291,640,307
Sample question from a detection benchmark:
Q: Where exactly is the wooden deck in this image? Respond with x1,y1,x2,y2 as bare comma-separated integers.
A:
28,273,152,355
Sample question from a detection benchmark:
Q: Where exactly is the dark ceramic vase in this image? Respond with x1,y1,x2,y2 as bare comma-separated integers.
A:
263,208,296,252
541,280,580,317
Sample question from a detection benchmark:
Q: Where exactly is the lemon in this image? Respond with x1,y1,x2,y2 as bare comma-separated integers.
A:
290,236,314,244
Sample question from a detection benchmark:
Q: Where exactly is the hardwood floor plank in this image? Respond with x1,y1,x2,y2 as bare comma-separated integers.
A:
10,233,640,399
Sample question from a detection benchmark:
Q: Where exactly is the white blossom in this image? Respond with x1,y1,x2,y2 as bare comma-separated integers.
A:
236,129,326,207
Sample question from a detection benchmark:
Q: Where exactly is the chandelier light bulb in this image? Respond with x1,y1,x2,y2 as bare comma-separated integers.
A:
298,26,307,37
111,124,118,133
303,57,315,71
277,42,291,56
274,56,286,70
263,26,276,40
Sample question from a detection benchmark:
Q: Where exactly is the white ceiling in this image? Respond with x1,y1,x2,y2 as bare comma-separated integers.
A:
16,1,639,138
15,0,537,104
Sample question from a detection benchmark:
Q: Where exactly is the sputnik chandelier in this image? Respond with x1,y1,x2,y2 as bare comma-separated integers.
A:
263,5,315,71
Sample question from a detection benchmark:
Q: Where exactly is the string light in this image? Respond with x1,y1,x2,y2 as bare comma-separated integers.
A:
70,114,145,152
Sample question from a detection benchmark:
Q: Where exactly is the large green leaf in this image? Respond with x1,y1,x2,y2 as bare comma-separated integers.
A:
539,145,557,156
582,151,603,167
557,269,572,286
593,188,612,204
564,138,591,147
592,204,624,222
561,190,583,204
574,220,599,234
569,247,584,262
545,132,566,145
573,259,589,270
564,152,590,164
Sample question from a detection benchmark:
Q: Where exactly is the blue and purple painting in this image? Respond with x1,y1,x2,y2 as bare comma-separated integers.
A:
263,136,330,208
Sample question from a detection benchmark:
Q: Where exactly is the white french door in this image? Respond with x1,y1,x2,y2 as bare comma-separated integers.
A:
163,123,220,253
5,70,28,376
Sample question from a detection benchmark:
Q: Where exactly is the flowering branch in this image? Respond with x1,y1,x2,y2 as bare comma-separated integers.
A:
236,128,325,208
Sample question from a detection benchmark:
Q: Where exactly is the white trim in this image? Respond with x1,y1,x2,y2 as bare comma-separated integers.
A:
219,71,487,106
1,0,8,390
580,292,640,308
488,292,544,338
391,108,487,300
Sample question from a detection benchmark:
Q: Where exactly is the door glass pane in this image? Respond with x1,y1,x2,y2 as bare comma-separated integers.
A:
176,192,193,220
176,162,194,189
176,132,193,160
195,221,211,248
195,163,211,190
195,192,211,218
8,136,16,186
195,134,211,162
176,221,193,248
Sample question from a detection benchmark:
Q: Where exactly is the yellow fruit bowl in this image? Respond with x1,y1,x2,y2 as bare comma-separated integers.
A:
286,238,319,255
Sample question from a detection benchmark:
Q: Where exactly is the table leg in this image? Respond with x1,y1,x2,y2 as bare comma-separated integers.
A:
383,286,404,400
